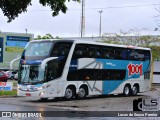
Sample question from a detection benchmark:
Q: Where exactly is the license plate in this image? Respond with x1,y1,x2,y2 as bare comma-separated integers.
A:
26,93,31,96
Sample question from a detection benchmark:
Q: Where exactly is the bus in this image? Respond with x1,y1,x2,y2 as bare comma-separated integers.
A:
17,39,152,100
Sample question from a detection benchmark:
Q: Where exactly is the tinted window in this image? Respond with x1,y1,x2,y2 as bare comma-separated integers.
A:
88,46,102,58
72,44,102,59
51,42,72,57
46,59,65,81
102,47,128,60
128,49,150,61
67,69,126,81
47,42,73,81
72,44,88,59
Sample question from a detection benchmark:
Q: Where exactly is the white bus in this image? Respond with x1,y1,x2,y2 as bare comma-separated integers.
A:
17,39,151,100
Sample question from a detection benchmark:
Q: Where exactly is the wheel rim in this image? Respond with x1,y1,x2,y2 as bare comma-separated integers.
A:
124,86,129,95
65,88,73,99
132,86,137,95
78,88,86,98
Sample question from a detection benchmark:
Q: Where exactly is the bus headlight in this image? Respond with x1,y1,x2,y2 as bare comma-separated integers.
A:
17,85,21,89
39,92,45,96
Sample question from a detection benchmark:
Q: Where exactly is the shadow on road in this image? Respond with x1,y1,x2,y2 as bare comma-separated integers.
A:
27,94,144,103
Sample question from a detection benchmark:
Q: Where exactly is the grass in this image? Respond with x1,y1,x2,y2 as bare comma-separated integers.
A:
13,81,17,86
0,90,17,96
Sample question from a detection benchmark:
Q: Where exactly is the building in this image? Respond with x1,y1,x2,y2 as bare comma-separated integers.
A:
0,32,33,70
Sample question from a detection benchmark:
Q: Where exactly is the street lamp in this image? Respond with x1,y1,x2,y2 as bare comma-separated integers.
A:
98,10,103,37
25,29,27,34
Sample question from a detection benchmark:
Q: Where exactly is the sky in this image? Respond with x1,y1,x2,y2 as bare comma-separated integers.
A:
0,0,160,38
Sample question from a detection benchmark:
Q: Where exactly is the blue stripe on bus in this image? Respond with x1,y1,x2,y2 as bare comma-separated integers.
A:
20,56,64,65
20,60,42,65
69,60,78,71
96,59,150,94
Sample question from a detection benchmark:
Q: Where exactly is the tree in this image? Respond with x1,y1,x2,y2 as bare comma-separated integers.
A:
0,0,80,22
102,29,160,47
154,5,160,31
101,29,160,60
34,33,60,40
150,46,160,61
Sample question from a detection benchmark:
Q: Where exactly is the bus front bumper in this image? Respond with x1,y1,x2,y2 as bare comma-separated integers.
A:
17,89,49,98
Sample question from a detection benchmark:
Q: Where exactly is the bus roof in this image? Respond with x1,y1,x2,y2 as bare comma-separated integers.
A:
30,39,151,51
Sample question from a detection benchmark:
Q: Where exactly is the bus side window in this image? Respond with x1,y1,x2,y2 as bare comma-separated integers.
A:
95,51,101,58
104,51,110,59
144,51,150,61
114,51,122,59
73,49,82,59
75,50,83,56
46,60,59,81
88,50,95,58
51,42,72,57
88,45,102,58
114,48,124,60
72,44,88,59
121,50,127,59
128,49,138,60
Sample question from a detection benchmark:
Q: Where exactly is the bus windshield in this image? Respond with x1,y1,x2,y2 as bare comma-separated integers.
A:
20,65,45,84
19,41,73,84
25,42,53,57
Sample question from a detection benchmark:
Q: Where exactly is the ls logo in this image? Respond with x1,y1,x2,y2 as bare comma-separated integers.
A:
127,63,142,77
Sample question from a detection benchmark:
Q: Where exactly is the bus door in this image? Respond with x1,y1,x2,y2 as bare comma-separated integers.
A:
46,57,66,97
46,60,59,97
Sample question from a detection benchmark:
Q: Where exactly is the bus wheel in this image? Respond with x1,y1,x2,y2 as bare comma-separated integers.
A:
123,85,131,96
132,85,138,96
65,87,74,100
40,98,48,101
77,87,87,99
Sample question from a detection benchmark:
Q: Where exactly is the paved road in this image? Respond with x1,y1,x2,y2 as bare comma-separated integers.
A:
0,84,159,120
0,104,152,120
0,104,158,120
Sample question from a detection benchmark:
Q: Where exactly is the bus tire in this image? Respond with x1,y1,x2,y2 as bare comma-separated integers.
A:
77,87,87,99
132,85,138,96
123,85,131,96
65,87,75,100
40,98,48,101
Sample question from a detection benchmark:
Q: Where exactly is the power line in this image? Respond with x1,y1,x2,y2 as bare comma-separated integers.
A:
28,3,160,12
85,3,160,10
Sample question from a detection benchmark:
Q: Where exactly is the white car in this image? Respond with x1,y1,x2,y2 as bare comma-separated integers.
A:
5,71,14,80
14,72,18,80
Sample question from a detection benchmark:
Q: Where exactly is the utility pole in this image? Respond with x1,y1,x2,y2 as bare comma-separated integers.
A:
98,10,103,37
81,0,85,37
25,29,27,34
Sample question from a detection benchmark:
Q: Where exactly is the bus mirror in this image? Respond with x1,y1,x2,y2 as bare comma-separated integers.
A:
10,55,21,70
41,57,58,69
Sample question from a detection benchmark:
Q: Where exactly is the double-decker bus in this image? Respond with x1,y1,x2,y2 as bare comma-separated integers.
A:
17,39,151,100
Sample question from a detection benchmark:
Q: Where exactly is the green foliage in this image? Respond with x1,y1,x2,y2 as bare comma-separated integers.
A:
34,33,60,40
0,0,80,22
149,46,160,61
0,90,17,96
102,30,160,60
0,0,31,22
